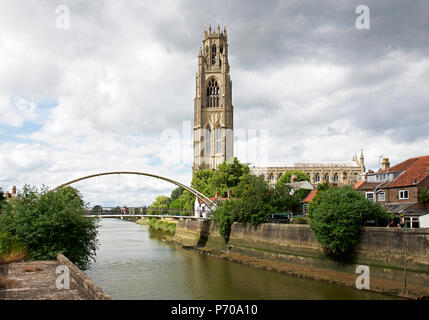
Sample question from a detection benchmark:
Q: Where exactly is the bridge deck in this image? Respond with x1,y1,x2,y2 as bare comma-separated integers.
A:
85,215,209,220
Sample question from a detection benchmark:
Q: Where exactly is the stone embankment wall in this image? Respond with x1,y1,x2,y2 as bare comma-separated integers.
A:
57,254,111,300
173,220,429,298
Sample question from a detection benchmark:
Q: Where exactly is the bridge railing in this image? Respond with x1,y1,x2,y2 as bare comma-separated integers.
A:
84,206,195,217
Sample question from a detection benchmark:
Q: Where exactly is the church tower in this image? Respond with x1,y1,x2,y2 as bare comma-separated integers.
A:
193,25,234,174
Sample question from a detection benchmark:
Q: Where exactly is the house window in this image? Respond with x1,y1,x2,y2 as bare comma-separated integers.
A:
399,190,409,200
404,217,420,228
315,173,320,182
324,173,330,182
303,203,309,215
366,192,374,201
378,192,385,201
333,173,339,182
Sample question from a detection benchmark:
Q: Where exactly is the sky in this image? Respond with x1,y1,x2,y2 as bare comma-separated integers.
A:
0,0,428,207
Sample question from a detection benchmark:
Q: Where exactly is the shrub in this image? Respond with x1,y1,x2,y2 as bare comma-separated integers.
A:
309,186,390,261
0,185,99,270
291,217,309,225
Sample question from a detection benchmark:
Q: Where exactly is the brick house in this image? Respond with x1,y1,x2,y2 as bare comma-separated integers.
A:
355,156,429,228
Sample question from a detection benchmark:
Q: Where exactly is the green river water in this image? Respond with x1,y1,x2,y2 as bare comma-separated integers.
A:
85,219,398,300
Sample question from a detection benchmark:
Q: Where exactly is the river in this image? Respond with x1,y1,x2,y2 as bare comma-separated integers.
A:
85,219,397,300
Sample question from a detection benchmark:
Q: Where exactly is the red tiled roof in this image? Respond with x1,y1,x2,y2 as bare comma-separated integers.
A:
387,155,429,188
302,189,317,203
198,195,227,205
353,180,366,189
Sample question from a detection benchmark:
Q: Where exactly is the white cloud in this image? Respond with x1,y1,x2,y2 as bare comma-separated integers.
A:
1,0,429,206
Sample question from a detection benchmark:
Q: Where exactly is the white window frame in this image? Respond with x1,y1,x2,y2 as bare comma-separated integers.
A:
303,203,309,215
399,190,409,200
378,192,385,202
365,192,375,201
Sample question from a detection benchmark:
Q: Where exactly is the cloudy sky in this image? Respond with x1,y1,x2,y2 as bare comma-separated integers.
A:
1,0,428,207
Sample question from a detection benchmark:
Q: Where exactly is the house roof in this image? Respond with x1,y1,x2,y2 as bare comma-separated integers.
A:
356,155,429,190
384,155,429,188
285,180,314,190
301,189,318,203
353,180,366,189
197,195,227,205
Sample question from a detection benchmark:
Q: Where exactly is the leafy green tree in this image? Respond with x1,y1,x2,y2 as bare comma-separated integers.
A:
419,188,429,208
277,170,310,186
0,187,5,204
309,186,390,261
0,185,98,269
91,205,103,215
191,169,215,196
170,187,184,202
149,195,171,214
308,182,331,217
214,175,272,242
209,158,250,197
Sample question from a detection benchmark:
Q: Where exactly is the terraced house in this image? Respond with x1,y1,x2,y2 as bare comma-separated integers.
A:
355,156,429,228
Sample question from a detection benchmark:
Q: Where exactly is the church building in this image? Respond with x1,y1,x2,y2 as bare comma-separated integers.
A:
193,25,234,174
192,27,366,185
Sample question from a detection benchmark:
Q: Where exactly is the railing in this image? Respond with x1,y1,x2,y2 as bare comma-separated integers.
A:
85,207,195,217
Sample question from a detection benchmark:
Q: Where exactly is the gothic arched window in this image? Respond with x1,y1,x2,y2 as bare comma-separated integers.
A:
324,173,330,182
315,173,320,182
211,45,216,65
334,172,339,182
206,78,219,107
215,126,223,154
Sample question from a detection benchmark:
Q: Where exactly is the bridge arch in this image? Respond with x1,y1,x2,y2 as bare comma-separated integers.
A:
51,171,216,211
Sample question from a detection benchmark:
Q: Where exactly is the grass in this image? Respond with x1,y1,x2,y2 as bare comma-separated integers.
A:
0,249,28,265
137,218,177,235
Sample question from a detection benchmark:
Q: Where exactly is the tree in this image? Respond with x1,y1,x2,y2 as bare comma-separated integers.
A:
0,187,5,204
91,205,103,215
419,188,429,208
191,157,250,197
170,187,184,202
0,185,99,269
209,158,250,197
214,174,272,242
309,186,390,261
308,182,331,217
149,195,171,214
277,170,310,186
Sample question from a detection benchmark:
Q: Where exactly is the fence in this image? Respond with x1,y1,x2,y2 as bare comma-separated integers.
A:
85,206,195,216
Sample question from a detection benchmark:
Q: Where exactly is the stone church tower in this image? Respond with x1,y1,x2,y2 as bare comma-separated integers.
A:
193,25,234,174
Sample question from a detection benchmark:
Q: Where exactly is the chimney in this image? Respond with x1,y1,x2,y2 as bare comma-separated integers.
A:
227,189,232,199
12,186,16,195
381,158,390,170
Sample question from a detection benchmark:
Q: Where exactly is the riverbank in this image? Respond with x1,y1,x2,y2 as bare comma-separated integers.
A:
151,219,429,300
0,254,111,300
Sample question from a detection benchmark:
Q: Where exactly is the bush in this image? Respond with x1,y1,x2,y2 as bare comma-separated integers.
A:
291,217,309,225
0,185,99,270
309,186,390,261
